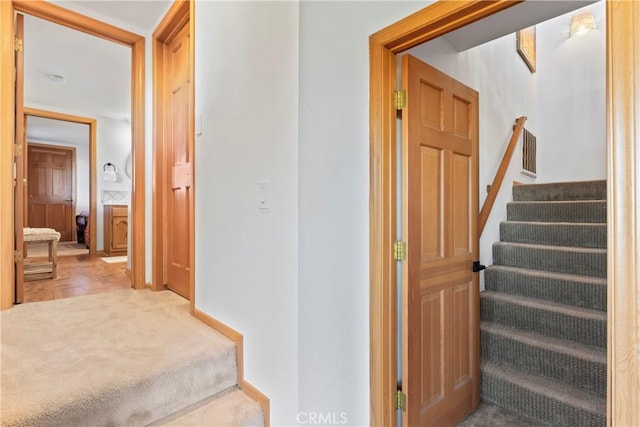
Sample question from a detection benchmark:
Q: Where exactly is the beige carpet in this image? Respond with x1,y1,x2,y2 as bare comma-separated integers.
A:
26,241,88,258
0,290,262,426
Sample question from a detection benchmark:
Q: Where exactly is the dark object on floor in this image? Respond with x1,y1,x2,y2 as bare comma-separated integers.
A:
76,212,89,244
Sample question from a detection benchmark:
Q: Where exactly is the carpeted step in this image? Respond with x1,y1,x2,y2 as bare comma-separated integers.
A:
507,200,606,223
492,242,606,278
481,322,606,395
152,387,264,427
481,360,606,426
484,265,607,311
0,290,239,427
513,180,606,202
500,221,606,248
480,291,606,348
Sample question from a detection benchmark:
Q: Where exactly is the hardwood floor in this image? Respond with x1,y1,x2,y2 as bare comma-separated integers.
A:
23,254,131,304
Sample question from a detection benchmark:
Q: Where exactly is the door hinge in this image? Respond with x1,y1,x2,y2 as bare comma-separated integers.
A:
14,143,22,157
472,260,486,272
14,250,23,263
14,37,23,52
394,90,407,110
395,390,407,412
393,241,407,261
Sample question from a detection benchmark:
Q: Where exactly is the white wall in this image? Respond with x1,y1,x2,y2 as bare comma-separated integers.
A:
299,2,428,425
404,33,538,283
194,2,299,425
95,115,132,251
536,2,606,182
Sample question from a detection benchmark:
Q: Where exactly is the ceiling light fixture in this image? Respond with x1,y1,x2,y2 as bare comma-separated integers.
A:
47,74,66,84
570,10,596,37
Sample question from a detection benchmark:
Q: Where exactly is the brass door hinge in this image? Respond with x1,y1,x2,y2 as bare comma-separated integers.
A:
393,241,407,261
14,250,23,263
394,90,407,110
14,37,23,52
14,143,22,157
395,390,407,412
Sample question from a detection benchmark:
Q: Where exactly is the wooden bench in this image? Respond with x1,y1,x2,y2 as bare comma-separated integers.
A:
23,228,60,281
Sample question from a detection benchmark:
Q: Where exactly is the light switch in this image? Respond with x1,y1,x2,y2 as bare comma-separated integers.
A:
196,114,203,136
258,181,270,211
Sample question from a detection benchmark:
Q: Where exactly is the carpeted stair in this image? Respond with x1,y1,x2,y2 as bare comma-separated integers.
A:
480,180,607,426
0,290,264,426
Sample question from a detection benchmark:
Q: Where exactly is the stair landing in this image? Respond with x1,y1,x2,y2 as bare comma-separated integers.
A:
0,289,262,426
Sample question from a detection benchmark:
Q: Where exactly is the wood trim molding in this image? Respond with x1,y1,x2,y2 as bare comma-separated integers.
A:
369,2,524,425
23,108,98,255
151,36,166,293
131,37,146,290
606,1,640,425
478,116,527,236
151,0,196,312
12,0,140,46
193,309,271,427
1,1,146,308
1,1,15,309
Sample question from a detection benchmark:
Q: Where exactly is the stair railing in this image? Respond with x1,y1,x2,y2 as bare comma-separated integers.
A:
478,116,528,236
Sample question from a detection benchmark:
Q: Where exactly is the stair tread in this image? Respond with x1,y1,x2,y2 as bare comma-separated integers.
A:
487,265,607,285
0,290,238,427
152,387,264,427
508,200,606,204
481,321,606,363
482,360,606,414
481,290,607,321
493,241,607,254
502,220,606,226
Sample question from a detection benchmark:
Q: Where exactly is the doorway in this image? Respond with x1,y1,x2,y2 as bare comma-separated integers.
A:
24,109,95,253
369,1,640,426
0,1,147,308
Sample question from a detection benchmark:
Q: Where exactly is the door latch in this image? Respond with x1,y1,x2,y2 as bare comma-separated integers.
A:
472,261,486,273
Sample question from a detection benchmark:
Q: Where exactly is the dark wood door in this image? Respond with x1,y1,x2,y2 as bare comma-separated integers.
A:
401,54,480,426
27,144,74,242
165,21,191,299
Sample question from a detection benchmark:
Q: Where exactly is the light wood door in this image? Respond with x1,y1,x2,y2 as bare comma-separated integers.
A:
165,22,191,299
401,55,479,426
14,13,25,304
27,144,75,242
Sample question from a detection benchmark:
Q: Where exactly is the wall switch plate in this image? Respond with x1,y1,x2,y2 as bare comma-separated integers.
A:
258,181,270,211
196,114,203,136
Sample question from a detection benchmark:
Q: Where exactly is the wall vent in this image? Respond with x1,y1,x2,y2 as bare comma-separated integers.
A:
522,128,537,177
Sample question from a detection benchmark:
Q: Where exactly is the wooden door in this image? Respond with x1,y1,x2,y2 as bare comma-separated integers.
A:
27,144,75,242
165,21,191,299
401,55,480,426
14,13,24,303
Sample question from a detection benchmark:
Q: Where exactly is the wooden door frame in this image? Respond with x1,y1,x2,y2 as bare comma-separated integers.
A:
0,0,146,309
369,1,640,426
151,0,195,310
24,108,97,253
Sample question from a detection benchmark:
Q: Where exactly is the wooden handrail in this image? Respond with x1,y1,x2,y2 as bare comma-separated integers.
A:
478,116,527,236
